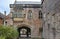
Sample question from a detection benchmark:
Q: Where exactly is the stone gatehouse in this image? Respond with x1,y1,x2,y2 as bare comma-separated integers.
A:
9,0,43,38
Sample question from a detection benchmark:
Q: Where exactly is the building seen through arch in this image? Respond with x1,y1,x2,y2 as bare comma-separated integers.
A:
18,26,31,38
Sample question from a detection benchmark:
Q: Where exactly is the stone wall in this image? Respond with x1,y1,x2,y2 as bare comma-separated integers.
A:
42,0,60,39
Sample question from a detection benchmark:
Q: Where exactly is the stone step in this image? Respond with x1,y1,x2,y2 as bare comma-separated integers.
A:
18,38,41,39
19,38,30,39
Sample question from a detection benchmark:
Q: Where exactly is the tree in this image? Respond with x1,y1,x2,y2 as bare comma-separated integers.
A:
0,25,18,39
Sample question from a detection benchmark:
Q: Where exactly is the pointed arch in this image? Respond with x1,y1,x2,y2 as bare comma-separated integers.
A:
28,10,32,19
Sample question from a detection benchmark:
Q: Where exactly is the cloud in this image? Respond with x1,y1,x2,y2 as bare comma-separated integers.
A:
0,0,15,14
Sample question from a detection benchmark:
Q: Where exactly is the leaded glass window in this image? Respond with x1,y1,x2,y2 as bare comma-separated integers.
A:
39,11,43,19
13,13,17,18
12,11,24,18
16,12,23,18
28,10,32,19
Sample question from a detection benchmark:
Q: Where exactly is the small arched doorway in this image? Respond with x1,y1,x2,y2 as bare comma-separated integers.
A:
18,26,31,38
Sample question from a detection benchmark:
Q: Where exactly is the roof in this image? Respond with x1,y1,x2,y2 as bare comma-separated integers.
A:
0,13,4,18
15,1,41,4
10,1,42,8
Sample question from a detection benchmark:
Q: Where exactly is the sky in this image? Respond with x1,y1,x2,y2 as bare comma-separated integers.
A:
0,0,41,15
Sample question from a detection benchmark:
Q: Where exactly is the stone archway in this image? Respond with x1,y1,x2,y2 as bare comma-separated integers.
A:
17,26,31,38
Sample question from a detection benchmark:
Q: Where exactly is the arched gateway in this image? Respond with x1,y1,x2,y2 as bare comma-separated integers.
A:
17,26,31,38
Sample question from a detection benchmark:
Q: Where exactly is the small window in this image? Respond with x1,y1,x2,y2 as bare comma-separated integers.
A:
39,11,43,19
5,21,7,25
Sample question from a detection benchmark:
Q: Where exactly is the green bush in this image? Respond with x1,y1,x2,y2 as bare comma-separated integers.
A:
0,25,18,39
0,36,5,39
